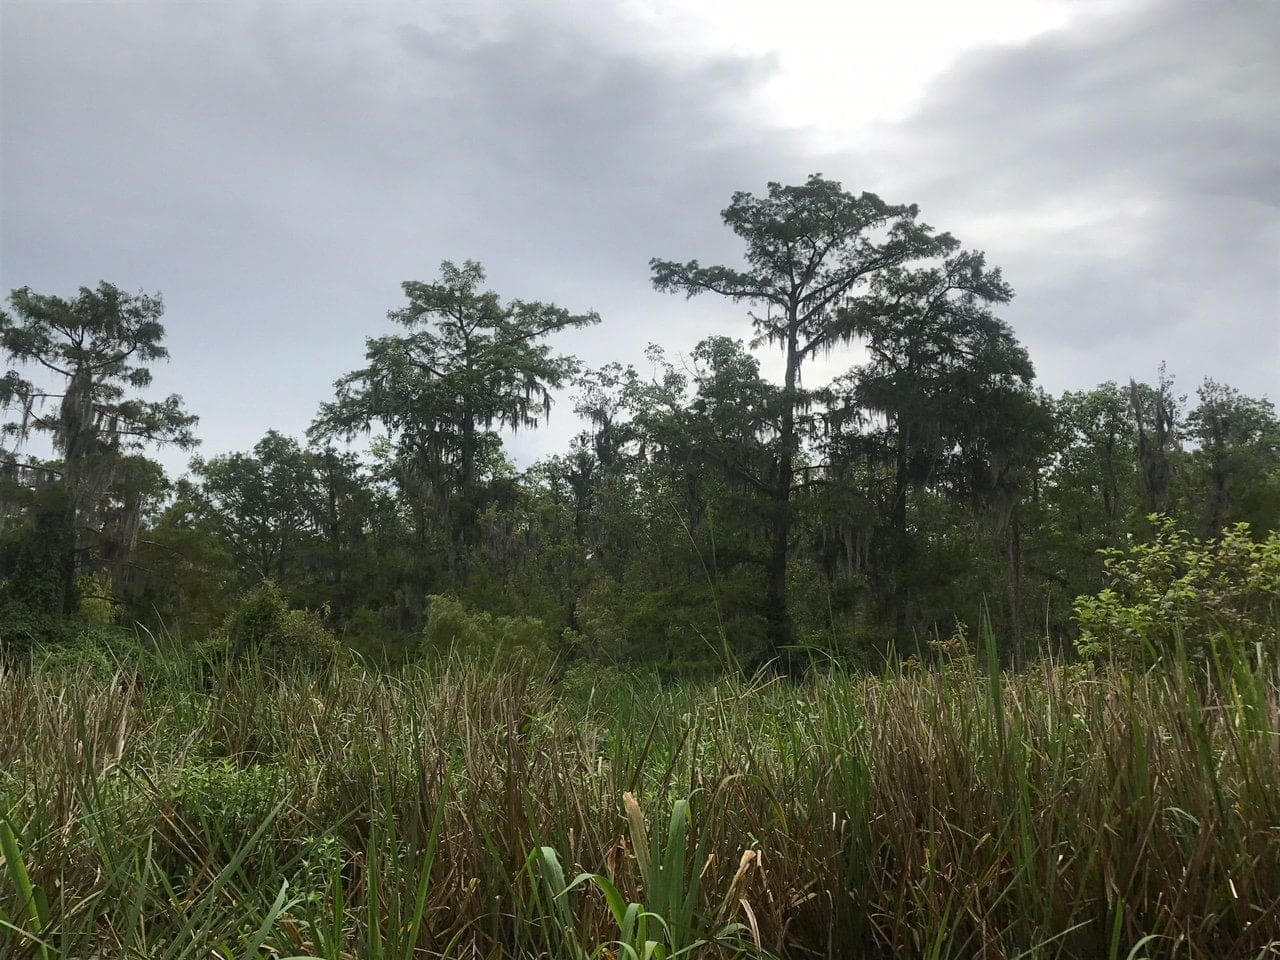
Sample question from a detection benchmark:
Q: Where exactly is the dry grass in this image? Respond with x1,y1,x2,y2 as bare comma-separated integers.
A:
1,647,1278,959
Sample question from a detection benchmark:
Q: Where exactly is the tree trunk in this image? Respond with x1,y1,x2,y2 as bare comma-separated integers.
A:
891,425,910,550
764,321,800,672
1005,509,1024,667
455,416,477,585
57,368,94,617
1130,378,1175,515
57,507,78,618
325,456,344,587
765,489,792,665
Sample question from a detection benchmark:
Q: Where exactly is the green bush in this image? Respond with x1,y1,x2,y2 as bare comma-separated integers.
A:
422,594,555,665
77,572,119,626
31,634,120,681
338,604,416,665
176,758,291,838
573,577,764,678
0,601,70,662
1074,517,1280,662
555,660,634,709
225,580,338,670
26,624,151,681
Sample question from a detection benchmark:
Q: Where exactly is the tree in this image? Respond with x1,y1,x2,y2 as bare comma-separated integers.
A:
0,282,197,617
1051,384,1138,539
312,260,598,583
651,175,958,664
192,432,397,618
840,250,1034,549
1022,383,1143,635
1129,366,1181,516
834,250,1048,652
191,431,313,585
125,479,235,638
1184,379,1280,535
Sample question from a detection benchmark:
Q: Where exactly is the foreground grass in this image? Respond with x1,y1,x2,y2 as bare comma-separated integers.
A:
1,650,1278,959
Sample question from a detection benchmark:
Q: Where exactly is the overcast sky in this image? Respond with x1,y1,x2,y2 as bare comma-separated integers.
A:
2,0,1277,475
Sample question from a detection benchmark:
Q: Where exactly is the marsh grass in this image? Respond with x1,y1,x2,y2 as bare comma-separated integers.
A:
1,644,1278,959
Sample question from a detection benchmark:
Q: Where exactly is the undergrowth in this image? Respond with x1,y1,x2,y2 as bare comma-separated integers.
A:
1,643,1278,959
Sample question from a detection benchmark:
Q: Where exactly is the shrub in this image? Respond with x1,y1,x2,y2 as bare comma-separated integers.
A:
1074,517,1280,662
32,634,121,681
225,580,338,670
339,604,417,665
77,572,119,626
573,577,766,677
25,624,151,681
422,594,555,665
177,758,290,836
0,601,69,663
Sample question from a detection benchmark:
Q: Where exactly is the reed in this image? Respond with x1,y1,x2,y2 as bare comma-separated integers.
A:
1,646,1277,959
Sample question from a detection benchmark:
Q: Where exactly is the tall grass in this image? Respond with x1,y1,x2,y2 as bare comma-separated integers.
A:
1,647,1278,958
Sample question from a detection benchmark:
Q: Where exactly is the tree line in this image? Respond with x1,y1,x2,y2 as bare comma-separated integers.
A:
2,175,1277,671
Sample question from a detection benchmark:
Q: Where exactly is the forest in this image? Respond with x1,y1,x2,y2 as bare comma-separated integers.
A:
2,176,1277,671
1,176,1278,959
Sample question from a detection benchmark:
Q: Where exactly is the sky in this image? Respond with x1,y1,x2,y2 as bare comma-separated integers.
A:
1,0,1277,475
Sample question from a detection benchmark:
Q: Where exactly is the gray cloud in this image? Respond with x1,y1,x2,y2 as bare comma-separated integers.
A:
1,0,1276,476
854,0,1279,399
0,1,804,469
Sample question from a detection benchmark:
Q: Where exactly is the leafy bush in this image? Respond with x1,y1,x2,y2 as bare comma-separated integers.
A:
177,758,290,836
422,594,555,665
338,604,417,665
0,601,70,663
1074,517,1280,661
77,572,119,626
31,634,121,681
574,577,766,677
225,580,339,670
25,624,152,681
555,660,632,708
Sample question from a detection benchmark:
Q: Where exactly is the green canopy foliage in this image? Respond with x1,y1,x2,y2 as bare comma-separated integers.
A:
1,181,1276,671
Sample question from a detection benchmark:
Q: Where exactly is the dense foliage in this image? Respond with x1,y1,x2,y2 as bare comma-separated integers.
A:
2,174,1279,959
1,176,1277,672
1074,519,1280,662
3,649,1280,958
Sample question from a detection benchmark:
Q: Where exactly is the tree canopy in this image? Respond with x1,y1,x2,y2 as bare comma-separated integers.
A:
0,282,196,625
1,181,1276,672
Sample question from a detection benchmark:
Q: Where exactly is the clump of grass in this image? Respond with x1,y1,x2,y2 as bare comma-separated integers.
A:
1,644,1278,959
